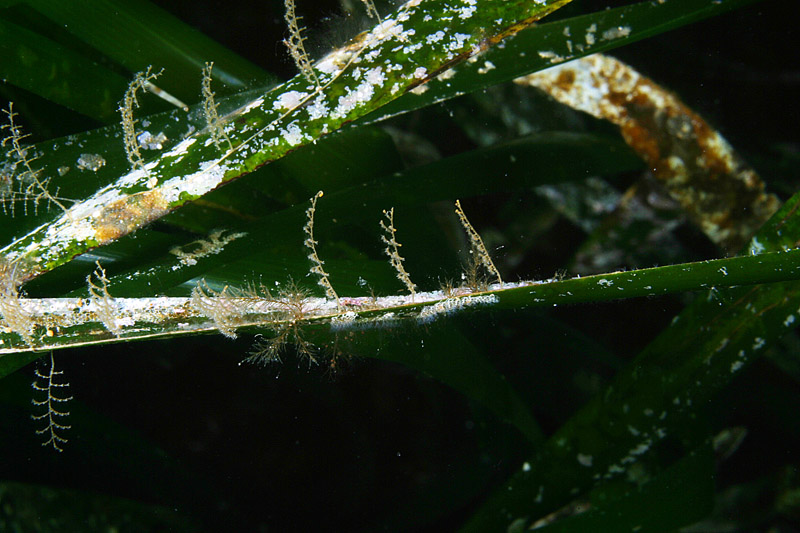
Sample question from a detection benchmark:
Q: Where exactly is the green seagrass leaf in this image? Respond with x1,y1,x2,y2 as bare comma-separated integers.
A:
531,444,714,533
0,17,129,123
1,0,575,284
62,131,640,298
342,324,545,445
463,189,800,531
21,0,271,98
364,0,761,123
0,0,748,286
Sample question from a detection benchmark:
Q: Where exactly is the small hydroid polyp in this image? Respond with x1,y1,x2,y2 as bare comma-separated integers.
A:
304,191,340,308
31,352,72,452
119,67,162,173
380,207,417,297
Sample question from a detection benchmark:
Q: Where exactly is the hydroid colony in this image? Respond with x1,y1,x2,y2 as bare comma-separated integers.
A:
0,0,788,364
1,0,571,285
0,0,788,459
2,0,580,360
0,189,508,356
0,1,545,452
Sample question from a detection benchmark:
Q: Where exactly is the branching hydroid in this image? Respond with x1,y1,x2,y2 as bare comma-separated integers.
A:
0,255,35,345
283,0,320,88
201,62,232,151
191,281,243,339
304,191,340,307
119,67,162,172
31,352,72,453
1,102,69,216
455,199,503,287
170,229,247,267
360,0,381,21
244,279,317,365
87,261,121,336
380,207,416,297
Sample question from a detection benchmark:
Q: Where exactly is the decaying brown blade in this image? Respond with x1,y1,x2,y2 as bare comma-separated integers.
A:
518,54,780,254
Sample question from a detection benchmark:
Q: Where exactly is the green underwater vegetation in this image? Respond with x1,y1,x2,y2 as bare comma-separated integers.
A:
0,0,799,530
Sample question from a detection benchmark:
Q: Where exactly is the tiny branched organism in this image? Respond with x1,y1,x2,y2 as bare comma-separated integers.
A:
454,199,503,288
283,0,320,89
31,351,72,453
304,191,340,307
380,207,416,297
170,229,247,267
439,277,457,299
360,0,381,21
245,279,316,366
190,280,245,339
1,102,69,217
0,255,35,345
188,275,319,365
86,261,121,336
201,62,232,151
119,66,163,172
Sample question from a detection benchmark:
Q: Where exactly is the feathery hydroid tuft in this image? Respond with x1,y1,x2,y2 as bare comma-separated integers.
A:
304,191,340,307
455,199,503,287
119,67,162,172
283,0,320,88
31,352,72,452
380,207,416,297
1,102,68,216
201,62,232,151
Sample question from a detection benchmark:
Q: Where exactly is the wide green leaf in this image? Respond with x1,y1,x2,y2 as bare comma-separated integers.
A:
1,0,573,283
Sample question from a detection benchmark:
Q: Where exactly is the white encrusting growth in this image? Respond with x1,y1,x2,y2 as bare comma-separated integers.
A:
160,161,230,203
427,31,445,44
305,94,330,120
417,294,499,324
273,91,310,111
0,284,518,353
601,26,631,41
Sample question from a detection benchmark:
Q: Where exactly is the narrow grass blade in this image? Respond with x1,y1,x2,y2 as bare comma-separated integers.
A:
367,0,761,123
463,190,800,531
